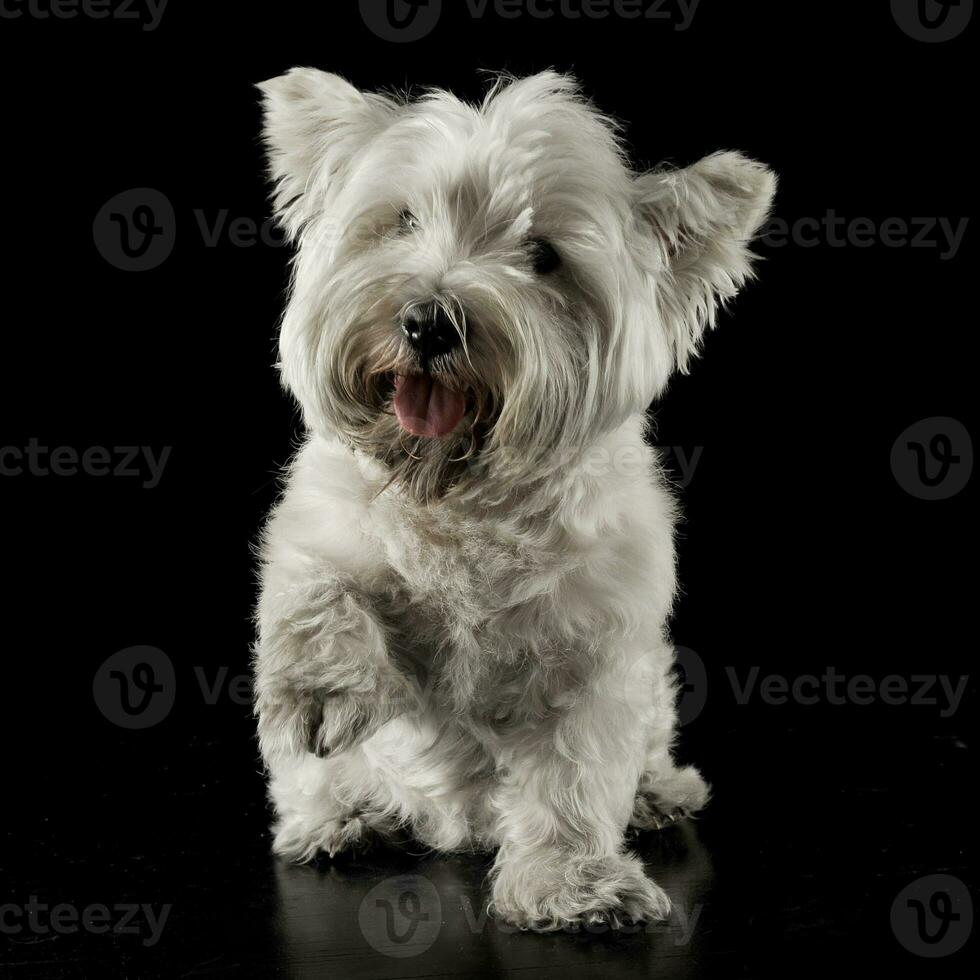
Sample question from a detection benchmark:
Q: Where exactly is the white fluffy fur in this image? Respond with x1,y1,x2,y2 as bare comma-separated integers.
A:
253,70,775,932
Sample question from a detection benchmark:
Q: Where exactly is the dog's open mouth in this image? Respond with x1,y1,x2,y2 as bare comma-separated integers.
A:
393,373,468,438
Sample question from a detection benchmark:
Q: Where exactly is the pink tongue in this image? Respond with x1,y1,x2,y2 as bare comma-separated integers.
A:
394,375,467,438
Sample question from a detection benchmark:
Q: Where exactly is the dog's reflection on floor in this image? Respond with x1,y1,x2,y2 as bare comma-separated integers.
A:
271,821,715,977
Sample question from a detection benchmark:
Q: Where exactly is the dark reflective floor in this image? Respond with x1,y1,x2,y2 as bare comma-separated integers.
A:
3,707,971,978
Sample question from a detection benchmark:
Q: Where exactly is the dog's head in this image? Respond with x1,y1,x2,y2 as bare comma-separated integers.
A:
259,70,775,501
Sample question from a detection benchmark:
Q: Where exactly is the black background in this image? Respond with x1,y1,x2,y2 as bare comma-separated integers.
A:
1,1,974,977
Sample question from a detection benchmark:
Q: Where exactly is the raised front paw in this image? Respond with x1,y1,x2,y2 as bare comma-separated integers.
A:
491,852,671,932
257,685,403,762
307,689,392,758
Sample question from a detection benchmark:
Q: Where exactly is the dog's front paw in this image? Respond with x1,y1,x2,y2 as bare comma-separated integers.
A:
273,811,375,863
256,690,318,761
256,688,371,761
491,852,670,932
257,675,409,761
307,689,391,758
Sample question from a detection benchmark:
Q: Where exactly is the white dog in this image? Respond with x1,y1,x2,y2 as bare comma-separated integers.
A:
253,69,775,931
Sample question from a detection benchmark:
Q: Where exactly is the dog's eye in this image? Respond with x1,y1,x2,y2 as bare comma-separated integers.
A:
528,239,561,275
398,209,419,233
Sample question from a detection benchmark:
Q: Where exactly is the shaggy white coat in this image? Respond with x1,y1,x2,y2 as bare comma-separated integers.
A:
253,69,775,931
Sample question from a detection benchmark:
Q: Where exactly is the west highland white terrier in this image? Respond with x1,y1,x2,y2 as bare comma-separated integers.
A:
253,69,775,931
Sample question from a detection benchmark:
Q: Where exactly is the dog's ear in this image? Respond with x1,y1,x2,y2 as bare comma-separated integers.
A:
257,68,396,240
633,151,776,372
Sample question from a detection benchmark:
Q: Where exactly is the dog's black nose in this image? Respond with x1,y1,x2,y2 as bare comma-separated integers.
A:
401,306,460,361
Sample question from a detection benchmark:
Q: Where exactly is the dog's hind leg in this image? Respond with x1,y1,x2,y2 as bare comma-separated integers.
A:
630,760,710,830
629,647,710,831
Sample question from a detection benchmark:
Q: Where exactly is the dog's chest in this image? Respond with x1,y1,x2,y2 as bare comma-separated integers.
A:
370,503,576,684
379,509,544,626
